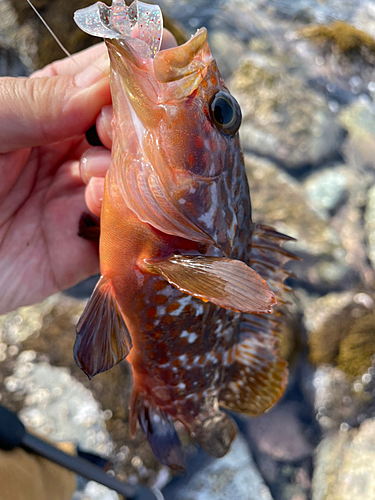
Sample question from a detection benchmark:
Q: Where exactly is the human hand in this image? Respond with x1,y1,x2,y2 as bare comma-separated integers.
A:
0,30,177,315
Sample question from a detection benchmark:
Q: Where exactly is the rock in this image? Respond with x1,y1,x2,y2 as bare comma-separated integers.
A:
261,0,361,24
246,154,340,255
208,30,247,79
312,365,372,431
245,154,355,292
365,184,375,271
303,165,349,217
306,290,375,377
339,99,375,167
162,433,273,500
247,402,314,462
6,357,114,456
231,58,344,170
312,418,375,500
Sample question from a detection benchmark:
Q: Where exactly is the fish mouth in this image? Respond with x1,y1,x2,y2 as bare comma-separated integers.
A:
105,27,210,83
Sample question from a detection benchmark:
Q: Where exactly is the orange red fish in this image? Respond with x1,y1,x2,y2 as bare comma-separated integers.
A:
74,0,295,470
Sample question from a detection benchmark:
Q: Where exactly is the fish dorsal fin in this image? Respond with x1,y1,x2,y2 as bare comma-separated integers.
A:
74,276,132,379
117,155,213,244
219,223,297,415
139,255,276,314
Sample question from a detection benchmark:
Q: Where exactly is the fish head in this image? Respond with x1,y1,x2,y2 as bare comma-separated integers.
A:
106,27,242,182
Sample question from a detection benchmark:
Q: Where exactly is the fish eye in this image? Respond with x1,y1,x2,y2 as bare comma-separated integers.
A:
209,91,242,136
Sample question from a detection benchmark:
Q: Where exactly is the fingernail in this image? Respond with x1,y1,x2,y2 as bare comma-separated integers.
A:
75,53,110,88
80,147,111,183
89,177,105,208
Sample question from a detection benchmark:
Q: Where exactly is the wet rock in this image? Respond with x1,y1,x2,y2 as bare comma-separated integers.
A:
245,154,354,292
300,22,375,57
247,402,314,462
231,58,344,170
208,30,247,79
313,418,375,500
306,291,375,377
262,0,361,24
339,99,375,168
312,365,372,431
365,184,375,271
303,165,349,217
163,433,273,500
0,0,35,74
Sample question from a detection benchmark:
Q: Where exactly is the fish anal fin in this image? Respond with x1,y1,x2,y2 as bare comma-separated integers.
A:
74,276,132,379
220,326,288,416
137,398,186,472
78,212,100,242
140,254,276,314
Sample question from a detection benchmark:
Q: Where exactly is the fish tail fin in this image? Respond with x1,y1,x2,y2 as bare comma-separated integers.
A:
219,224,297,415
130,391,186,472
74,276,132,379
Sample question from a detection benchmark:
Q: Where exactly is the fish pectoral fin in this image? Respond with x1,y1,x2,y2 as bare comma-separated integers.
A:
74,276,132,379
139,255,276,314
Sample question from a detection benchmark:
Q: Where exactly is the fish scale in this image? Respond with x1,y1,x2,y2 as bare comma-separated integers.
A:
73,0,297,471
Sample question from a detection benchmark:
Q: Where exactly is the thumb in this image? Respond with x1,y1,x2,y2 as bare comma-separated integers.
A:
0,54,111,154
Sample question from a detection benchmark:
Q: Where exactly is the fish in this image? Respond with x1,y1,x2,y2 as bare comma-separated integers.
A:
74,0,295,471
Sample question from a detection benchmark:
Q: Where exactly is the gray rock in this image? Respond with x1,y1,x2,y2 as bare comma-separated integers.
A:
231,58,344,170
247,402,314,461
365,184,375,271
262,0,362,24
313,418,375,500
303,165,349,217
5,355,114,457
208,30,247,79
163,434,273,500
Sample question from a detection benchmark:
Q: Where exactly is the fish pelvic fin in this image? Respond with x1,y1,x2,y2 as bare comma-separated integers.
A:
131,393,186,472
219,224,297,415
74,276,132,379
139,255,276,314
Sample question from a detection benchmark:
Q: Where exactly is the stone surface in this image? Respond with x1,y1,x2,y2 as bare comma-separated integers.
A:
313,418,375,500
163,433,273,500
232,58,344,169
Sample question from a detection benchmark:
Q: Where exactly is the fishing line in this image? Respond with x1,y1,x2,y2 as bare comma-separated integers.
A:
26,0,79,66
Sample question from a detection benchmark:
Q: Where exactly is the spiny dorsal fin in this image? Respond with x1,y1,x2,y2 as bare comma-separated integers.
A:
139,254,276,314
219,223,297,415
74,276,132,379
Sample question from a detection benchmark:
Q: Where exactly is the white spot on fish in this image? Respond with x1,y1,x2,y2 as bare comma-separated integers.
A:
198,182,217,228
188,333,198,343
170,295,193,316
181,331,189,338
179,198,186,204
177,382,186,391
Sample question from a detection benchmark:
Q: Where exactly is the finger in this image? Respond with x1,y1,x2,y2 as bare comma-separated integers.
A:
31,43,107,78
86,177,105,216
0,55,111,153
96,105,113,149
80,147,111,184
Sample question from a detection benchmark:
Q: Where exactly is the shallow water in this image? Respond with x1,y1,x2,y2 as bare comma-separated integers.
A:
1,1,375,499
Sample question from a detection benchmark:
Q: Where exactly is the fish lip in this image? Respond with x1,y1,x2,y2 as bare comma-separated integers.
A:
105,27,209,81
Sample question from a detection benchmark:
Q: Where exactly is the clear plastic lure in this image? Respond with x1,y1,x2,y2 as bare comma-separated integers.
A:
74,0,163,58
